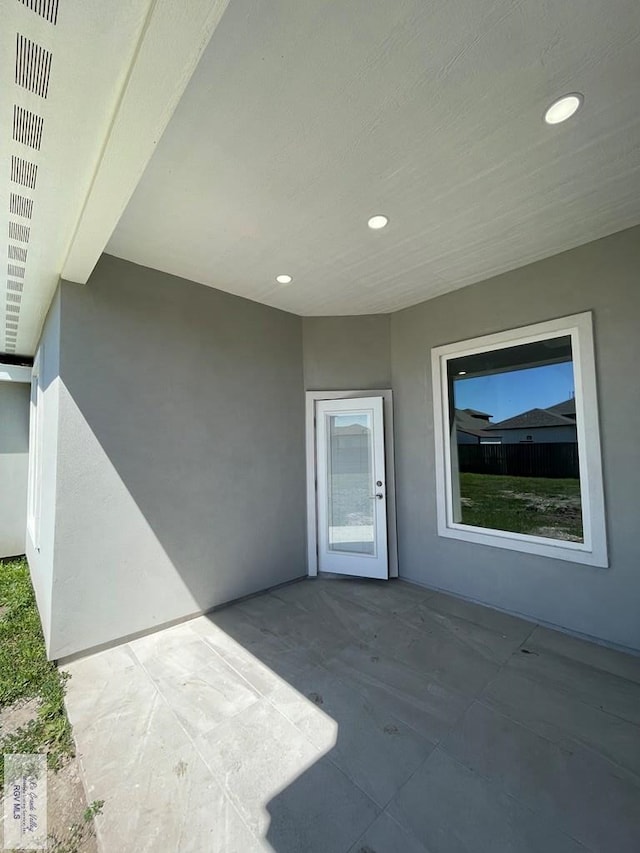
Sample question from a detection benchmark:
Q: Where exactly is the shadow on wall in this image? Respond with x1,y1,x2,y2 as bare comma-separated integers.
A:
42,256,307,658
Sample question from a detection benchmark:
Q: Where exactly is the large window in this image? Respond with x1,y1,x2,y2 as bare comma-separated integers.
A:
431,312,607,567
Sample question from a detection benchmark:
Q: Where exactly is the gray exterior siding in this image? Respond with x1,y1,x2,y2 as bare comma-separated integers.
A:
390,226,640,652
38,256,307,660
27,226,640,658
495,426,577,444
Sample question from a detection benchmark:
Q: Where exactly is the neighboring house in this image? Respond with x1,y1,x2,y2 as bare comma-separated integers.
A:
0,0,638,664
455,409,501,444
486,406,578,444
548,397,577,420
330,423,371,473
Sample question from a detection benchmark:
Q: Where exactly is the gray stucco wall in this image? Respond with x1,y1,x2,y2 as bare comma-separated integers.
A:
0,381,30,558
45,255,306,659
391,226,640,652
303,315,391,390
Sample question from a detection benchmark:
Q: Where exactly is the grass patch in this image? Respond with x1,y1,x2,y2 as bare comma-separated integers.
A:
48,799,105,853
459,473,583,540
0,556,73,781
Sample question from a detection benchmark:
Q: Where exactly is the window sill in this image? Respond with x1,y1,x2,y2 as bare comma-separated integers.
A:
438,521,608,568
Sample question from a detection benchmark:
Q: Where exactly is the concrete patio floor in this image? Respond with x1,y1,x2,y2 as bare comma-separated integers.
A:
63,577,640,852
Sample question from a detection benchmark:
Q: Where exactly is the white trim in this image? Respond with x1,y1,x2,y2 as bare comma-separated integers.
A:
27,350,43,550
0,363,32,383
305,390,398,578
316,397,388,578
431,311,608,568
62,0,231,284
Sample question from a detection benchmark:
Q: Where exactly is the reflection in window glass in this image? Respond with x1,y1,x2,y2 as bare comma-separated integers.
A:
327,413,375,555
447,336,584,542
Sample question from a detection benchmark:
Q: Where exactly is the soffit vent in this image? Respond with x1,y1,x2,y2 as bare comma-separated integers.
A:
16,34,53,98
9,222,30,243
8,265,26,279
6,304,21,314
6,321,19,330
19,0,59,25
7,293,22,304
9,193,33,219
8,246,28,263
11,156,38,190
7,280,24,292
13,105,44,150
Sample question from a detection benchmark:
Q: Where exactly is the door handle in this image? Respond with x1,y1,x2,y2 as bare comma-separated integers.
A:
369,493,384,500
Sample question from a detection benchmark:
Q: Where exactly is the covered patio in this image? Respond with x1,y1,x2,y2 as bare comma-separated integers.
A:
64,577,640,852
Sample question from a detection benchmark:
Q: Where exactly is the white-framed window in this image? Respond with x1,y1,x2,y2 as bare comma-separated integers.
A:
27,348,44,550
431,312,608,567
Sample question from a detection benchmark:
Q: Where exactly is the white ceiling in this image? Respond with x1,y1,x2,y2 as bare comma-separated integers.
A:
107,0,640,316
0,0,152,355
1,0,230,356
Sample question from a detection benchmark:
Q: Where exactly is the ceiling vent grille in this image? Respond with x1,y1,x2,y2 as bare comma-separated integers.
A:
6,321,19,330
6,293,22,304
19,0,59,25
8,246,28,263
11,155,38,189
9,193,34,219
7,280,24,292
6,304,20,314
13,105,44,150
9,222,30,243
16,34,53,98
8,265,26,279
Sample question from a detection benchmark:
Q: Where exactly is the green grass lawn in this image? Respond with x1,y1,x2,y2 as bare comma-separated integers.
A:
0,557,105,851
0,556,73,779
459,473,583,541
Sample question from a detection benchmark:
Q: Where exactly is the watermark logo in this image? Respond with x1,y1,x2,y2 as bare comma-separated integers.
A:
3,754,47,850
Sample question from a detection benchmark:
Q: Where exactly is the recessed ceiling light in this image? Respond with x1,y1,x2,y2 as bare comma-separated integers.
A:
367,214,389,230
457,371,467,376
544,93,583,125
275,274,293,285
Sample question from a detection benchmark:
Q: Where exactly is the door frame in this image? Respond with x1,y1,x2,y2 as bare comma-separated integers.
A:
305,389,398,578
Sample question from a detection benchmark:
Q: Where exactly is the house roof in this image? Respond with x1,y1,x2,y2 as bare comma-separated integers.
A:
455,409,494,438
548,397,577,417
486,408,577,430
333,424,369,436
462,408,492,420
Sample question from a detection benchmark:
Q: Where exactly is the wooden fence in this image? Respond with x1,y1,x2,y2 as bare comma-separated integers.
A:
458,442,580,479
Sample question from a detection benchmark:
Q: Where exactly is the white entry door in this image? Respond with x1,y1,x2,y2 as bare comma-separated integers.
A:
316,396,388,579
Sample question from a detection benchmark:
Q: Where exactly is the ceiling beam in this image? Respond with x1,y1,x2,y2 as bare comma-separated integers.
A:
61,0,231,285
0,363,32,383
